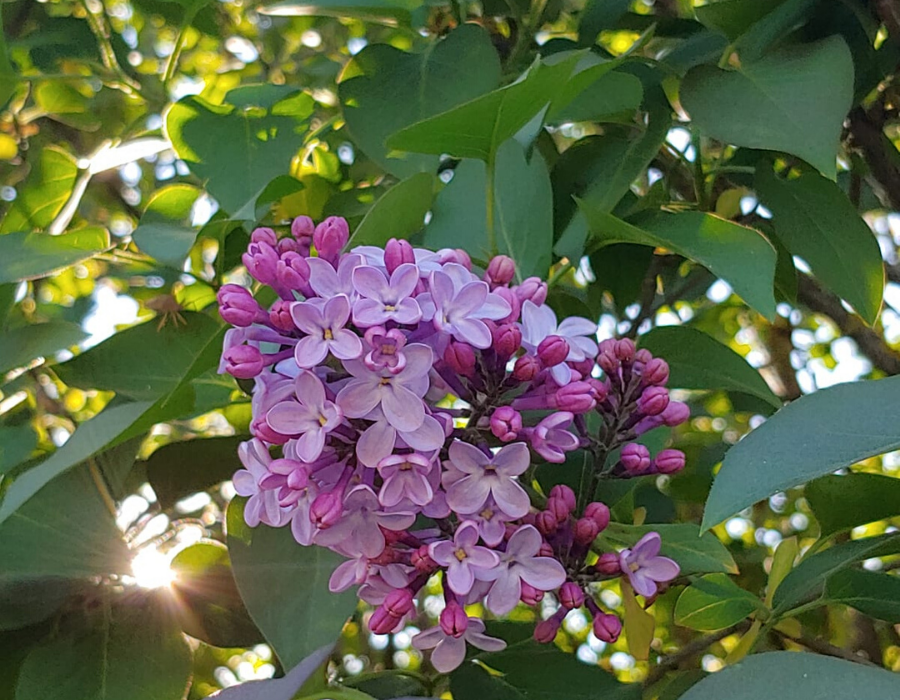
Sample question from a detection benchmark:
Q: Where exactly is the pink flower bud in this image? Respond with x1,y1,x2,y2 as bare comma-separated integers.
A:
520,581,544,605
570,358,595,378
444,341,476,377
492,323,522,360
242,242,279,286
493,286,521,323
251,417,290,445
490,406,522,442
291,215,315,241
384,237,415,274
662,401,690,427
593,613,622,643
512,355,540,381
538,542,555,557
217,284,261,327
597,350,619,375
486,255,516,286
621,443,651,475
412,545,436,573
268,299,295,332
559,582,585,610
538,335,569,367
546,497,570,523
515,277,548,305
587,378,609,402
583,502,610,531
536,510,559,536
313,216,349,263
369,606,400,634
277,237,305,255
595,552,621,576
438,248,472,269
440,602,468,638
276,251,311,291
384,588,415,617
573,517,600,546
251,227,278,246
634,348,652,364
549,484,576,512
554,381,596,413
655,448,686,474
643,358,669,386
614,338,635,362
533,616,562,643
222,345,264,379
310,491,343,529
638,386,670,416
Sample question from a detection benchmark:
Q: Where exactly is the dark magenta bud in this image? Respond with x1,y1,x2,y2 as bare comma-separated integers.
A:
643,357,670,386
593,613,622,643
597,350,619,375
549,484,576,512
520,581,544,606
559,582,585,610
512,355,541,381
538,335,569,367
662,401,690,427
621,443,651,475
217,284,262,327
493,286,521,323
587,378,609,402
638,386,670,416
595,552,621,576
490,406,522,442
546,497,570,523
412,545,436,573
250,226,278,246
369,606,400,634
515,277,548,305
655,448,686,474
291,215,315,241
536,510,559,536
268,299,295,332
486,255,516,286
555,381,596,413
222,345,264,379
538,542,555,557
573,517,600,546
440,602,468,638
570,358,595,378
444,341,476,377
533,616,562,643
276,251,310,291
492,323,522,360
614,338,635,362
385,237,415,274
583,502,610,531
313,216,349,263
634,348,652,364
384,588,415,617
309,491,344,529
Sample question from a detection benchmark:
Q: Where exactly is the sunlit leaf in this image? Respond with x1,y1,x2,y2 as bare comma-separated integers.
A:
348,172,434,247
806,472,900,538
132,184,202,269
824,568,900,623
0,227,110,284
674,574,762,631
0,147,78,234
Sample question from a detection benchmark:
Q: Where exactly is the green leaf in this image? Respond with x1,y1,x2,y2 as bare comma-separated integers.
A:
702,376,900,531
638,326,781,408
0,4,16,110
451,642,641,700
132,184,202,269
0,227,110,284
577,207,777,319
602,523,737,576
166,90,313,215
730,0,819,62
0,147,78,234
15,592,192,700
348,172,434,247
423,159,486,255
675,573,762,631
55,313,221,401
227,497,357,668
0,425,37,475
806,473,900,538
0,464,129,579
772,533,900,612
578,0,632,45
546,57,643,124
824,568,900,623
754,165,884,324
680,651,899,700
387,53,581,162
145,435,246,509
170,540,262,647
694,0,785,41
0,578,77,631
339,25,501,178
681,36,853,178
345,672,429,700
210,646,334,700
0,322,87,375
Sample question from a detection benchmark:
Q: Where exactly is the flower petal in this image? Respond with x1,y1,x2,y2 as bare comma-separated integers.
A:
490,478,531,519
295,370,325,409
447,560,475,595
493,442,530,476
448,439,489,475
485,569,522,616
452,317,491,349
353,265,390,301
294,336,329,369
641,556,680,583
505,524,542,558
447,475,492,515
290,301,324,335
356,420,396,468
519,557,566,591
382,383,425,432
337,378,381,418
430,637,467,673
330,329,363,360
352,298,389,327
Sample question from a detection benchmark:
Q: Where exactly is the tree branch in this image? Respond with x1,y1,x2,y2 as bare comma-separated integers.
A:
774,628,881,668
644,622,750,687
795,273,900,376
848,106,900,212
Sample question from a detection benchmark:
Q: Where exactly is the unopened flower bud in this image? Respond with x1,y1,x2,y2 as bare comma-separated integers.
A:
218,284,262,327
538,335,569,367
444,341,476,377
277,237,304,255
512,355,540,381
597,350,619,375
490,406,522,442
486,255,516,286
250,227,278,246
520,581,544,606
313,216,349,263
242,242,279,286
515,277,548,305
291,215,315,241
369,606,400,634
634,348,652,364
643,358,670,386
621,443,651,475
276,251,311,291
411,545,436,573
574,517,600,546
554,381,596,413
638,386,670,416
493,286,521,323
538,542,555,557
549,484,576,512
384,588,415,617
440,602,469,638
384,237,415,274
438,248,472,269
570,358,595,378
655,448,686,474
533,616,562,643
546,497,570,523
268,299,295,332
559,582,585,610
536,510,559,536
222,345,264,379
593,613,622,643
310,491,344,529
614,338,635,362
595,552,621,576
251,417,289,445
492,323,522,360
662,401,690,427
583,502,610,531
587,378,609,402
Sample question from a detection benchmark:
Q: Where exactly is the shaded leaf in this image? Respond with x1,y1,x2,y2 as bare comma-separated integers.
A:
0,425,37,476
132,184,202,269
0,322,87,375
824,568,900,623
702,376,900,531
674,574,762,631
602,523,737,575
806,472,900,538
0,227,110,284
348,172,434,247
0,578,78,631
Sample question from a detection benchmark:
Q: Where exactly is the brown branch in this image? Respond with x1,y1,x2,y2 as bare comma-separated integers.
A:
644,622,750,687
795,273,900,375
848,107,900,212
762,316,802,401
774,628,881,668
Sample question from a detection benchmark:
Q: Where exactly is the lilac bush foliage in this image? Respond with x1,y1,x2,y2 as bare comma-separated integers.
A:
218,216,688,673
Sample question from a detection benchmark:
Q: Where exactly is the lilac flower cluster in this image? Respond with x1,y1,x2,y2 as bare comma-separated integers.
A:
218,216,688,672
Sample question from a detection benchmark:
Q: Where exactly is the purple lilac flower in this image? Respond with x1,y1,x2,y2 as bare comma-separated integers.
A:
291,295,362,367
377,453,434,507
355,410,445,468
307,253,363,299
265,370,343,463
520,300,599,385
363,326,407,374
352,263,422,327
529,412,580,463
444,440,531,519
411,616,506,673
233,439,290,528
429,521,499,595
315,485,415,558
618,532,680,598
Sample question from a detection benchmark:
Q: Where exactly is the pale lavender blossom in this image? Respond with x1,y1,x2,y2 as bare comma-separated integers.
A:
444,440,531,518
234,439,290,528
265,370,344,462
355,409,445,468
291,295,362,367
377,453,434,507
530,411,580,463
429,521,499,595
261,459,319,545
411,617,506,673
315,485,416,558
352,263,422,327
307,253,363,300
468,499,513,547
481,525,566,616
619,532,680,598
520,300,599,385
363,326,407,374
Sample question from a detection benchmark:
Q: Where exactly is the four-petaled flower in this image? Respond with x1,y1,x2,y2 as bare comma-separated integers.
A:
233,439,290,528
265,370,344,462
530,412,580,463
377,452,434,507
429,521,499,595
444,440,531,518
363,326,407,374
315,485,416,558
291,295,362,367
520,300,599,385
412,617,506,673
352,263,422,327
618,532,680,598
